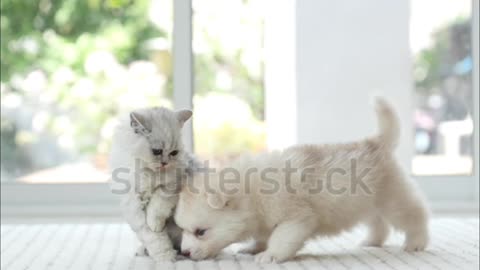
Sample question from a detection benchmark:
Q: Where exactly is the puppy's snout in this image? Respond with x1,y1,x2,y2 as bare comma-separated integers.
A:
181,250,191,258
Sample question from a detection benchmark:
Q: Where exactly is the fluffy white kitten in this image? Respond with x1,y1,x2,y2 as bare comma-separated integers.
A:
110,107,198,261
174,97,430,263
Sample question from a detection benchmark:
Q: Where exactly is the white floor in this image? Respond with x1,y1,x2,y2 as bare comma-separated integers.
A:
1,217,478,270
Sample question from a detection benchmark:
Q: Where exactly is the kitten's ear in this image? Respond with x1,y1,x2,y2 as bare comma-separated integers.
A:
130,111,151,134
176,109,193,126
206,192,228,209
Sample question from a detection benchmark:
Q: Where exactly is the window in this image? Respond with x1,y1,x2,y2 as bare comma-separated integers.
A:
410,0,475,176
1,0,173,184
1,0,478,214
192,0,266,165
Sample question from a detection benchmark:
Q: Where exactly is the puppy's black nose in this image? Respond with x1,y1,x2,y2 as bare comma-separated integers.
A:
152,149,162,156
181,250,190,258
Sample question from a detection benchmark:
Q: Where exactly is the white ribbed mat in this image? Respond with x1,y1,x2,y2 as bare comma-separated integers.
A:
1,217,478,270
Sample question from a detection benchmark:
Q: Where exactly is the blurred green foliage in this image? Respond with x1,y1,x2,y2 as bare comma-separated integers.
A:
414,17,471,93
1,0,165,81
412,16,473,156
1,0,266,181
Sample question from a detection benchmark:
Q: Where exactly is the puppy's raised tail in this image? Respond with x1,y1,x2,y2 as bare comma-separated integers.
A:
373,96,400,150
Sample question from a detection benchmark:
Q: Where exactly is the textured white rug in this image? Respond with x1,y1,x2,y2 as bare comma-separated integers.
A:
1,217,478,270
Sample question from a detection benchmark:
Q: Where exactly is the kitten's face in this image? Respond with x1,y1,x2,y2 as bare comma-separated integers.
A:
130,107,192,170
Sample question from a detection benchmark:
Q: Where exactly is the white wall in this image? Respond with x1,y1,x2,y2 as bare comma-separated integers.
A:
266,0,413,169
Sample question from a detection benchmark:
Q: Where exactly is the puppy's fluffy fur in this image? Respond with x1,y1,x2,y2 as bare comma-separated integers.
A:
110,107,198,261
175,98,429,263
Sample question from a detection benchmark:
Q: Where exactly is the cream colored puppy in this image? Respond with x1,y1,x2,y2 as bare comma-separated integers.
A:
175,98,429,263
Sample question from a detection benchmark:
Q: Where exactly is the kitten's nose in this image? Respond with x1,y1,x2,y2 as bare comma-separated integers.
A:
181,250,190,258
161,162,168,167
152,148,162,156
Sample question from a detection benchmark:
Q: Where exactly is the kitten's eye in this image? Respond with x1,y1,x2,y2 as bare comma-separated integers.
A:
170,150,179,156
152,149,163,156
194,228,207,237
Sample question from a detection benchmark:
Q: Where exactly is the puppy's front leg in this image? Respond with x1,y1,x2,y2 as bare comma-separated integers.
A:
239,240,267,255
255,218,317,263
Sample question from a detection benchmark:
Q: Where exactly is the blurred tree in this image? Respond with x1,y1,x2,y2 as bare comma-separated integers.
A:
1,0,170,181
0,0,164,81
414,17,472,119
413,17,473,156
0,0,267,181
192,0,265,120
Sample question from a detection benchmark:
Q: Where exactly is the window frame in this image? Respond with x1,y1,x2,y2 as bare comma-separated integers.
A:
1,0,478,217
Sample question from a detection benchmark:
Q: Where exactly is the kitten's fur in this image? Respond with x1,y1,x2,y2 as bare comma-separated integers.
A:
110,107,198,261
174,97,430,263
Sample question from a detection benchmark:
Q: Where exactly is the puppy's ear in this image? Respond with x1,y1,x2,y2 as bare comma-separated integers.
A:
130,111,151,134
176,110,193,127
206,192,228,209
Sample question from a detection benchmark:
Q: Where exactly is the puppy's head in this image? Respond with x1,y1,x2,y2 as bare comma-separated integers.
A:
174,174,250,260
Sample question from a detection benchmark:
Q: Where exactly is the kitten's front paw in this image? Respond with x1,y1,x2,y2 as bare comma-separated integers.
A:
151,250,176,262
147,215,165,232
255,251,279,264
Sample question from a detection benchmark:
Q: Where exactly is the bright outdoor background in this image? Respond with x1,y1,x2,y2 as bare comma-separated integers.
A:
0,0,475,183
0,0,266,183
192,0,266,164
410,0,474,175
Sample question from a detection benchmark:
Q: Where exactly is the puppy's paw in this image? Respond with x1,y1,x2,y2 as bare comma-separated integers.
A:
404,241,427,252
147,215,165,232
151,250,176,262
404,233,428,252
361,239,384,247
255,251,279,264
